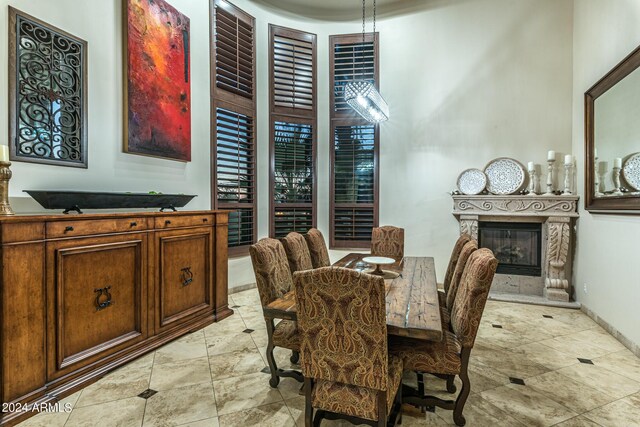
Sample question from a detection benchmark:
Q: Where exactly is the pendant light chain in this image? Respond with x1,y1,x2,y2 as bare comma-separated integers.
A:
361,0,366,78
373,0,376,34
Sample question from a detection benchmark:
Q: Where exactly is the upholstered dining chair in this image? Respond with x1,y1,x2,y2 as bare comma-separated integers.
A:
371,225,405,261
281,231,314,273
438,234,473,307
390,248,498,427
304,228,331,268
293,267,403,427
249,238,303,388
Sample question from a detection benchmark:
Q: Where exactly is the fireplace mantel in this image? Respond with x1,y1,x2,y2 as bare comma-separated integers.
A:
452,194,579,303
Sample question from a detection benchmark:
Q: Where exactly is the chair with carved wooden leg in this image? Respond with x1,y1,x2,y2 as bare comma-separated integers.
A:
249,238,303,387
390,248,498,426
294,267,403,427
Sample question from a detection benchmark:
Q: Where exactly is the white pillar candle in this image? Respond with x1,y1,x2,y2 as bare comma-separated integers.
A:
594,147,598,158
564,154,573,165
614,157,622,168
527,161,535,170
0,146,9,162
547,150,556,161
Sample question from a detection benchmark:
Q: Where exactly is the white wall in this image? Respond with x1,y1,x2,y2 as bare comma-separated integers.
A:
572,0,640,346
229,0,574,287
0,0,212,212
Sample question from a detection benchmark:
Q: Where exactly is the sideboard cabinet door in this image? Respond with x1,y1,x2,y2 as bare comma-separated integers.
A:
155,227,214,334
46,234,148,380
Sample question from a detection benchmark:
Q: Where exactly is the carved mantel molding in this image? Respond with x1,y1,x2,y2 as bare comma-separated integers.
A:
452,194,579,302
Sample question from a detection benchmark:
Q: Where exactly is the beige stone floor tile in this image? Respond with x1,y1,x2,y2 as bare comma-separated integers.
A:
143,382,217,426
203,315,247,337
551,311,600,331
481,384,578,426
552,415,604,427
249,328,269,347
476,324,537,349
523,317,590,337
460,393,528,426
212,372,283,415
75,359,152,408
65,396,146,427
570,327,627,353
259,345,300,372
538,336,614,360
526,370,618,412
276,376,305,400
150,357,212,391
510,342,581,371
556,363,640,400
205,330,257,356
209,347,266,381
592,349,640,383
473,346,551,379
177,417,219,427
239,313,268,331
583,396,640,426
218,402,296,427
229,290,261,307
495,320,555,343
13,392,81,427
154,330,208,366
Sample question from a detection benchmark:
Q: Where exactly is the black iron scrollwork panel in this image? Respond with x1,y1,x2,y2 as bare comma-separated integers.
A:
9,8,88,168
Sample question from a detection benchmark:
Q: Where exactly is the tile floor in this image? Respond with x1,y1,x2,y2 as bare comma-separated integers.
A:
18,288,640,427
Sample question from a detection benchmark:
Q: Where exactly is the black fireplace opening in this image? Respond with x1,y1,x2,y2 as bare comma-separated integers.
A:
478,222,542,277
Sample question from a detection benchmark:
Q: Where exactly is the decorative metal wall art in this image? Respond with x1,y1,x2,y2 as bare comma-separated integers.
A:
8,8,88,168
124,0,191,162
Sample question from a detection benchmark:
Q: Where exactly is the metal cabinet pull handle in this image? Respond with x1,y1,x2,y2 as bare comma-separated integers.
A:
202,218,208,223
130,222,137,227
181,267,193,287
94,286,114,311
165,220,171,225
64,226,74,233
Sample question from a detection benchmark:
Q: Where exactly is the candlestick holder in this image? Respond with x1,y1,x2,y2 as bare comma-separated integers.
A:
594,156,603,196
544,159,555,195
612,166,623,195
527,168,537,195
0,161,15,216
563,163,573,195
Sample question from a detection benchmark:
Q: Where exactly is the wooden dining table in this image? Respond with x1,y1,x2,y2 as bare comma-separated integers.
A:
263,253,443,342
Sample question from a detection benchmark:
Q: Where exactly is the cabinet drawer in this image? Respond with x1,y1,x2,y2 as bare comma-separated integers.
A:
46,218,149,238
155,214,214,230
156,228,213,333
46,234,148,379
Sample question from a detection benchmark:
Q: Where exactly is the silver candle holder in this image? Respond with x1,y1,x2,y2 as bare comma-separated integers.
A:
544,159,555,195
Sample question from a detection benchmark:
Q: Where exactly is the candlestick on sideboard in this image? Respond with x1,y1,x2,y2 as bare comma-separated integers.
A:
0,144,14,215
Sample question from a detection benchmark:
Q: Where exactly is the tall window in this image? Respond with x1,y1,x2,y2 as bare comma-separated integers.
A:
329,33,379,249
269,25,317,238
211,0,256,256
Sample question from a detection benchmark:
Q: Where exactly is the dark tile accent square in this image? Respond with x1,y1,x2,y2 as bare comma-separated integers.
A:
578,358,594,365
243,328,255,334
543,314,554,319
261,367,271,374
492,324,503,329
231,305,241,308
509,377,525,386
138,389,157,399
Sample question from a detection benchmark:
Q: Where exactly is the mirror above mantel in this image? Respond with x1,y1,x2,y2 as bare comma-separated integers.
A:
585,44,640,213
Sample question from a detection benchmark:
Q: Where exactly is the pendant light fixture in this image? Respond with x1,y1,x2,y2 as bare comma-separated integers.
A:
344,0,389,123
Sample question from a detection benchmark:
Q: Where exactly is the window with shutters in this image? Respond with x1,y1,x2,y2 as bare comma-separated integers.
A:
269,25,317,238
329,33,379,249
211,0,256,256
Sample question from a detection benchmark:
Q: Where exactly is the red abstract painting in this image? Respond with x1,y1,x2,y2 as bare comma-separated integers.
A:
125,0,190,161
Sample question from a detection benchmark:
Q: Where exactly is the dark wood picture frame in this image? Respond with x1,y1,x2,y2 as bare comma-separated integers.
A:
585,43,640,213
8,7,88,168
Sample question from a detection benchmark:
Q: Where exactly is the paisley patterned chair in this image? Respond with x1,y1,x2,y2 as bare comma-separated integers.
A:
304,228,331,268
249,238,303,388
293,267,403,427
371,225,405,261
281,232,314,273
438,234,473,307
390,248,498,427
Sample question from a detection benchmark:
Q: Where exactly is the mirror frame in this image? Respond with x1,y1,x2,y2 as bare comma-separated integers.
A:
585,44,640,213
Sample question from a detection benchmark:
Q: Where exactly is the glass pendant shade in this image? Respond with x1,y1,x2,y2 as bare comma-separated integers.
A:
345,80,389,123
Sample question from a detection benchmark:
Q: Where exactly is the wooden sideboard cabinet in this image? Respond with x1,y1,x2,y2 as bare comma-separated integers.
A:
0,211,231,426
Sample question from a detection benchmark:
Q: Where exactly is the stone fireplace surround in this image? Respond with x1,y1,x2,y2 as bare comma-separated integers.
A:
452,195,579,305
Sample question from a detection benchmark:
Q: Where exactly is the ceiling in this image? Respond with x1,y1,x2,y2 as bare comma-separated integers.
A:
250,0,452,21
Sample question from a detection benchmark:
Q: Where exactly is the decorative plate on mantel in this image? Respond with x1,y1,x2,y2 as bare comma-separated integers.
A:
622,152,640,191
456,168,487,195
484,157,527,195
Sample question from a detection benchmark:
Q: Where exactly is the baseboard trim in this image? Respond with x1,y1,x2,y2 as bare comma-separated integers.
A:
229,282,257,294
581,304,640,358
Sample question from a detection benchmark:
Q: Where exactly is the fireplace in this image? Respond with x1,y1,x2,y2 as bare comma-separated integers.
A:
479,222,542,277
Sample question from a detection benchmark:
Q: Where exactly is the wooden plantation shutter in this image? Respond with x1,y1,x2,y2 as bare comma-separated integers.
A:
269,25,317,238
211,0,256,256
329,33,380,249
